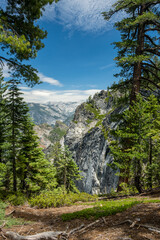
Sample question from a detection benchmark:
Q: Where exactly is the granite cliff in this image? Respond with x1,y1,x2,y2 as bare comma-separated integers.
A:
65,90,120,194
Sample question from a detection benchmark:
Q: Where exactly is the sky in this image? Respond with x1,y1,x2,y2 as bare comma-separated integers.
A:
3,0,124,103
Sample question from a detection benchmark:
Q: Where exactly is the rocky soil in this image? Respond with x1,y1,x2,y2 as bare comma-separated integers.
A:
1,193,160,240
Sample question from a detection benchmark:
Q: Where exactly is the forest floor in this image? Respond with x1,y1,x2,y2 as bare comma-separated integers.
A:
1,191,160,240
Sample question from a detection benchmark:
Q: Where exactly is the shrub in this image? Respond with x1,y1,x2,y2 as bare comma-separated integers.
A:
29,189,98,208
7,193,26,206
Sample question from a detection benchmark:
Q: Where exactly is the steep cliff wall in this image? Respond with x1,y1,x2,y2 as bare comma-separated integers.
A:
65,90,119,194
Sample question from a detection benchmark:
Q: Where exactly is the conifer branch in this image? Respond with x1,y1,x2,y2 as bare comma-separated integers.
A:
141,76,160,89
144,34,159,48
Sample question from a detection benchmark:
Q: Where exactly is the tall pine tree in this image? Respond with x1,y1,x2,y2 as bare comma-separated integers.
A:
109,94,160,192
0,68,7,163
103,0,160,103
17,116,57,195
5,79,28,192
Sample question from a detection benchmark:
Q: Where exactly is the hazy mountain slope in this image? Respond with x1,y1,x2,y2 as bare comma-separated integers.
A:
28,102,80,126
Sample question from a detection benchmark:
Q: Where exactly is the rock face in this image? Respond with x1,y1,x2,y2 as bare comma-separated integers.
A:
34,121,68,150
34,124,53,149
65,90,119,194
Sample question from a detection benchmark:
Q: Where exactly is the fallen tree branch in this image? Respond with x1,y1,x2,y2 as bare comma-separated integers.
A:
5,210,15,217
68,224,84,235
0,221,6,231
113,219,160,234
78,219,102,234
5,231,68,240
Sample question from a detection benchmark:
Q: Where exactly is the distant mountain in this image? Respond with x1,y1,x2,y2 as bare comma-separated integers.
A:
28,102,80,126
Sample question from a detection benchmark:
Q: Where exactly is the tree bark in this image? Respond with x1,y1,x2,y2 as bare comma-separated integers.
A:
148,137,153,189
130,5,145,104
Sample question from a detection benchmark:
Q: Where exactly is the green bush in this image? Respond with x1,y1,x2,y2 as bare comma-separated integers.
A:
7,193,26,206
29,189,98,208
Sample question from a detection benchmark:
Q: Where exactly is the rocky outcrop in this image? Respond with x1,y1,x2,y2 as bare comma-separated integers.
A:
65,90,119,194
34,124,53,149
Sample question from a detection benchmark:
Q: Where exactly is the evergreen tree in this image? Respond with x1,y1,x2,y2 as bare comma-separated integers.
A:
103,1,160,103
0,0,58,85
5,79,28,192
110,94,160,192
0,68,8,191
17,116,57,195
0,68,7,163
51,144,82,192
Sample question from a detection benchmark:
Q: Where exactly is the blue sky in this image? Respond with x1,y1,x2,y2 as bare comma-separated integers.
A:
3,0,124,103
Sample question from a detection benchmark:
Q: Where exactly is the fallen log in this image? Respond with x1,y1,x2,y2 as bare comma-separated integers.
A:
5,231,68,240
5,210,15,217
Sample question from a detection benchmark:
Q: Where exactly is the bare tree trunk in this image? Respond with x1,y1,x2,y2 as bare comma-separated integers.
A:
130,5,145,104
148,137,153,189
5,231,68,240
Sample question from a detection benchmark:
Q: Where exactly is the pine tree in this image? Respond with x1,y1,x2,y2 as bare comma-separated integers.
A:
0,68,8,191
110,94,160,192
17,117,57,195
5,79,28,192
0,0,59,86
51,144,82,192
0,68,7,163
103,1,160,103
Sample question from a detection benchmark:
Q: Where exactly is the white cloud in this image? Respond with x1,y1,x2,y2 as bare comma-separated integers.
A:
2,63,10,78
22,89,100,103
42,0,123,32
38,73,63,86
19,86,31,90
1,64,62,88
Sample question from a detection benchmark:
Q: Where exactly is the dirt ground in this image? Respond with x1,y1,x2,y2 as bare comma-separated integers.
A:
2,192,160,240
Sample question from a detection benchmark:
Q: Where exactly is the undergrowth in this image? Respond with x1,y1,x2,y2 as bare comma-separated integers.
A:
0,201,29,227
29,190,98,208
61,198,141,221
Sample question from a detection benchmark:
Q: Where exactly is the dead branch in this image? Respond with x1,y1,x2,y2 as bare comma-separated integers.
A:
4,231,69,240
3,219,103,240
1,232,7,239
5,210,15,217
68,224,84,235
113,219,160,234
78,219,102,234
0,221,6,231
102,217,107,224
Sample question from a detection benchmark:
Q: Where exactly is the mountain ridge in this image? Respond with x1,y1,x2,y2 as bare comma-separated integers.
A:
28,101,80,126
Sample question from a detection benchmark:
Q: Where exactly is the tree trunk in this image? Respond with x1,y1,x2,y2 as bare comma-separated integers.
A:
64,166,67,191
12,97,17,192
148,137,152,189
12,141,17,192
135,159,142,193
130,5,145,104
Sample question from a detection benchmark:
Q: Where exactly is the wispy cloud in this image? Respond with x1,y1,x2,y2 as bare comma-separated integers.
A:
38,73,63,86
22,89,100,103
1,64,63,87
42,0,123,32
100,63,115,70
19,86,31,90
